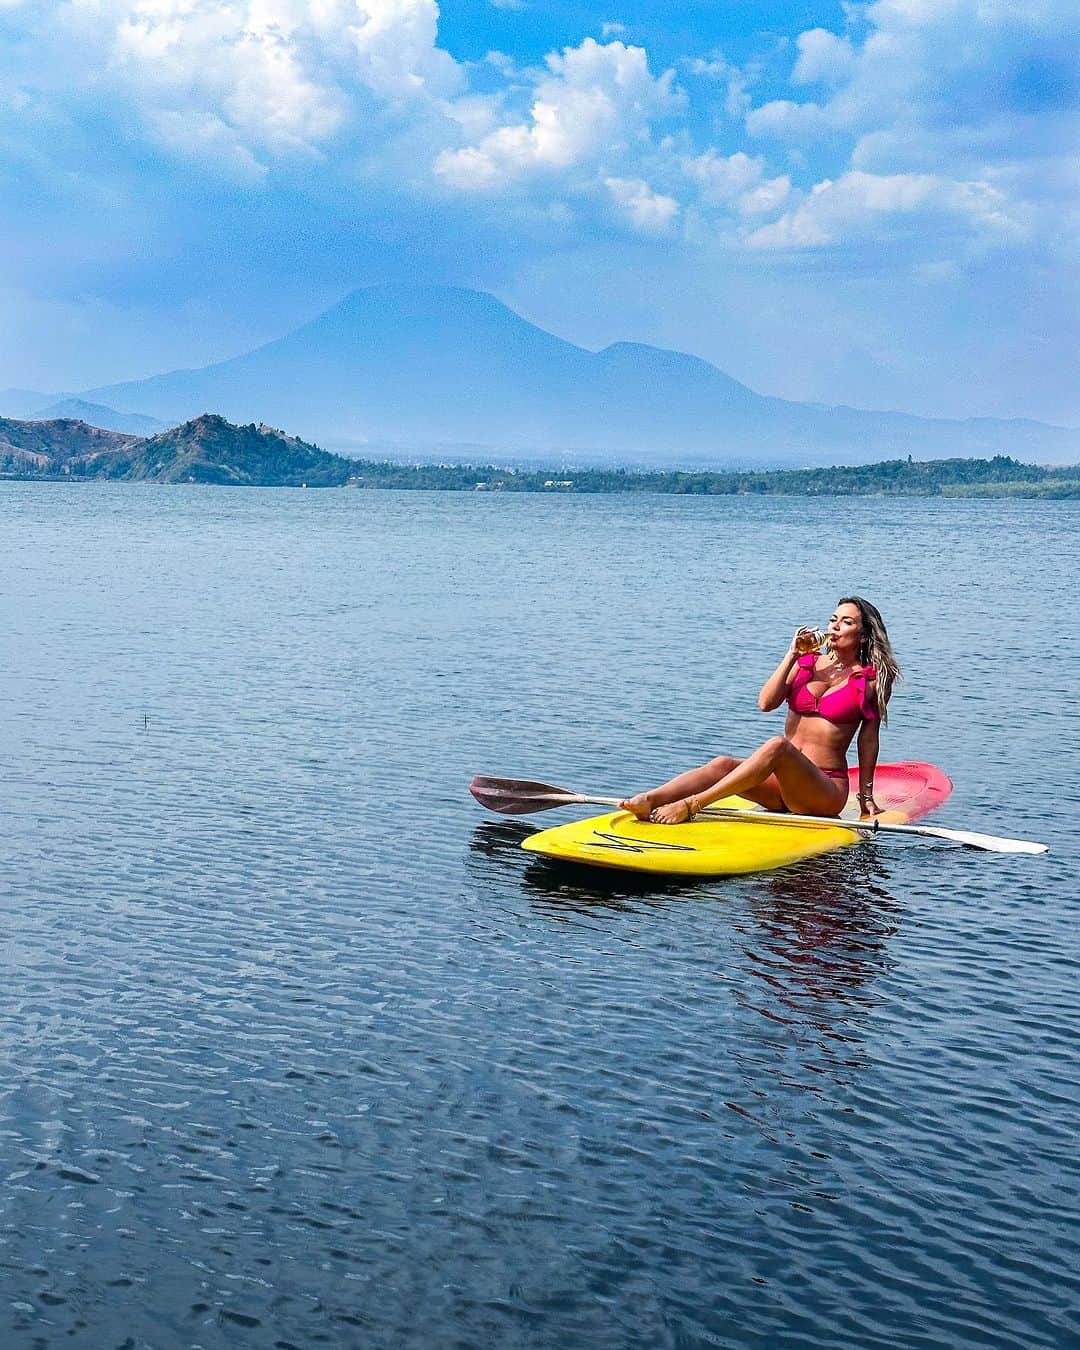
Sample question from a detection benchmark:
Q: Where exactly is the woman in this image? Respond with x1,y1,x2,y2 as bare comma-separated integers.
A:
621,596,900,824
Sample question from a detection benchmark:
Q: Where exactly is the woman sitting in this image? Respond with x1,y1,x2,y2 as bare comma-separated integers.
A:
621,596,900,825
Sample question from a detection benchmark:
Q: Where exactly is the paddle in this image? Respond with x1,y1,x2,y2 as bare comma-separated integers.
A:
469,775,1048,855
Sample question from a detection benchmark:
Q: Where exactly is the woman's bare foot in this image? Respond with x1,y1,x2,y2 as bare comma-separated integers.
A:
619,792,655,820
650,799,693,825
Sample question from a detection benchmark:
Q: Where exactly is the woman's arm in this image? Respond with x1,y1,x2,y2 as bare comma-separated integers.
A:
856,718,881,817
758,632,805,711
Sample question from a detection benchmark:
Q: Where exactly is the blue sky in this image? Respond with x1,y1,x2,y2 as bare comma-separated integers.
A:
2,1,1077,422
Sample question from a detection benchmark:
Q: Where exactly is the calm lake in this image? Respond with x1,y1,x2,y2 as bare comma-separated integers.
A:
1,484,1077,1348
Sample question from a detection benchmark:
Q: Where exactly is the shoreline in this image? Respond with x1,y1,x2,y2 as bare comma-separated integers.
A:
2,415,1077,496
3,461,1077,499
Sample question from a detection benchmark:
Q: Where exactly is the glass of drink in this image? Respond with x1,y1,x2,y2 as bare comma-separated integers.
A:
793,626,824,654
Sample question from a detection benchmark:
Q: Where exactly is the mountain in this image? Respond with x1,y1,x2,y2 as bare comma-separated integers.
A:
0,387,64,418
30,399,169,435
84,286,1080,466
0,414,353,485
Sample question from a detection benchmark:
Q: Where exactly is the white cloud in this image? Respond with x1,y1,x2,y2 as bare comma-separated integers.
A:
747,171,1016,248
442,93,502,141
147,109,269,183
745,98,831,141
791,29,855,87
480,49,520,77
747,0,1080,164
8,0,1066,259
433,143,501,190
55,0,464,172
684,149,760,200
345,0,462,101
684,52,751,119
734,0,1079,253
435,38,683,189
605,175,678,232
683,149,791,215
738,175,793,216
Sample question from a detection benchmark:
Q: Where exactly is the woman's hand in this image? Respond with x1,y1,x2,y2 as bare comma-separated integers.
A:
761,632,810,710
790,626,818,656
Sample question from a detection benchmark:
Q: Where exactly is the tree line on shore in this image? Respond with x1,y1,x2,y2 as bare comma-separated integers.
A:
1,413,1077,496
347,455,1079,497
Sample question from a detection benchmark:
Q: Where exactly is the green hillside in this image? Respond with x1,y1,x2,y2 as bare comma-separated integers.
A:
107,415,351,486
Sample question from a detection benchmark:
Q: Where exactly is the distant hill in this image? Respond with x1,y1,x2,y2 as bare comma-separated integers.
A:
31,399,169,435
84,285,1080,467
0,416,138,473
0,414,352,486
0,388,64,418
117,415,350,485
1,413,1076,496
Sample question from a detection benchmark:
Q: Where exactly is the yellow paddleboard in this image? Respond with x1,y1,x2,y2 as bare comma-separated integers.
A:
521,762,952,877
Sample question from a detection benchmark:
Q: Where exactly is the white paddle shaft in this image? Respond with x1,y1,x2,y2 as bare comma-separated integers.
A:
569,794,1047,855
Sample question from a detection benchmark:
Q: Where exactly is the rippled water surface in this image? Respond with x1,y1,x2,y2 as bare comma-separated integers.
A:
1,485,1077,1348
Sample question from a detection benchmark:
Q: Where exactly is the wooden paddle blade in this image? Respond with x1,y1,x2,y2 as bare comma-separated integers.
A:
469,775,582,815
471,775,571,797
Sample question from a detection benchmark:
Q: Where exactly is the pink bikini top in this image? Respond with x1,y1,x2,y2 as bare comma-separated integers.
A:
788,652,878,724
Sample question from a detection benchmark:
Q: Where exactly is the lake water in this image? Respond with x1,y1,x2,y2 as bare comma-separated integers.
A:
1,484,1077,1348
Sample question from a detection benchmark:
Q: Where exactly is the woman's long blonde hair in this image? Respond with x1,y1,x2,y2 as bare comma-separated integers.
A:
837,595,901,723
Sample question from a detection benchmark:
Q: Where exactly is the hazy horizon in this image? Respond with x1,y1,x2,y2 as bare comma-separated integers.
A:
15,284,1060,468
3,286,1078,434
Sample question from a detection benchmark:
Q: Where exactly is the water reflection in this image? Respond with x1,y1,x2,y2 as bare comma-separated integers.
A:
744,844,900,1007
467,819,702,916
467,822,899,955
728,845,902,1110
467,818,535,859
469,817,904,1126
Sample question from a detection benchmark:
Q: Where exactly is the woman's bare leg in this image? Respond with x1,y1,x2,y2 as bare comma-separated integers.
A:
621,757,741,819
648,737,848,824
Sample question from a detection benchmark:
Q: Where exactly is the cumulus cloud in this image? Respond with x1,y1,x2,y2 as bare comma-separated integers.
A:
45,0,463,174
604,175,678,232
434,38,683,190
745,98,831,141
791,28,855,87
5,0,1069,253
734,0,1079,250
747,171,1017,248
746,0,1080,167
683,149,791,215
683,52,752,119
